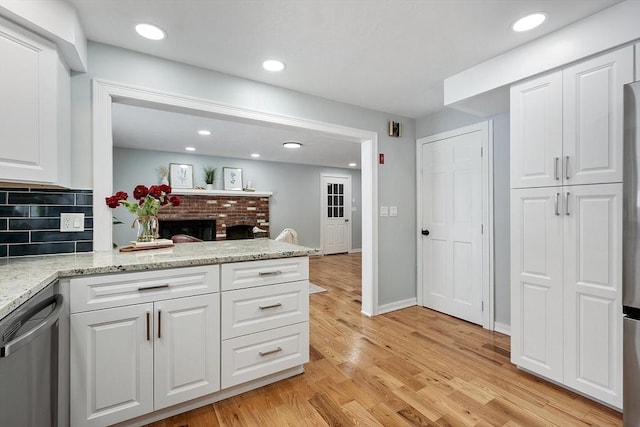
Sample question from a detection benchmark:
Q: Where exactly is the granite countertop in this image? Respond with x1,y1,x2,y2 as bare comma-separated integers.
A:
0,239,317,321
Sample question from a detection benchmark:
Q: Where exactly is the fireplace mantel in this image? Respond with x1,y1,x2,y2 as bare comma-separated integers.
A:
172,189,273,197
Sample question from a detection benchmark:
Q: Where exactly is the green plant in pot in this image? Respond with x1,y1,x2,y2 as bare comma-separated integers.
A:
203,166,217,190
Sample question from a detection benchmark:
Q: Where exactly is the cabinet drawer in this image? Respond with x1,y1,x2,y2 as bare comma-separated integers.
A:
222,280,308,339
221,257,309,291
70,265,220,313
221,322,309,388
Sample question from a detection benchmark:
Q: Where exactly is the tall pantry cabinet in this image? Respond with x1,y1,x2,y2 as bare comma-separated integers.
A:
510,46,633,409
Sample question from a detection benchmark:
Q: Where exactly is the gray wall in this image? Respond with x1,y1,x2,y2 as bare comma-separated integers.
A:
71,42,416,307
112,147,362,249
416,109,511,326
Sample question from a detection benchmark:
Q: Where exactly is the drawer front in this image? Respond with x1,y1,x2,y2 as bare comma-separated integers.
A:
221,322,309,388
221,257,309,291
222,280,309,339
70,265,220,313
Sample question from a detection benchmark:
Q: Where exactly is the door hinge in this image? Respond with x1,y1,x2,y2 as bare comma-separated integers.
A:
480,224,483,234
480,147,483,157
482,301,484,311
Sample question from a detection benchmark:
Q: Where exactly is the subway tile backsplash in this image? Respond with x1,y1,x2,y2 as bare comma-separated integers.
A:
0,188,93,257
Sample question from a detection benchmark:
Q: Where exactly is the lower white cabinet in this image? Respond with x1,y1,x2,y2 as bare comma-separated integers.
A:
69,258,309,426
70,266,221,427
511,183,622,408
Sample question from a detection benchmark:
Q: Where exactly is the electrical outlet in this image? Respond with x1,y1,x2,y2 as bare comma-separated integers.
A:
60,213,85,232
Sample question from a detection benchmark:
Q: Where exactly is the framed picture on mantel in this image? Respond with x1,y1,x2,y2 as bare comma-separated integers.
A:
223,167,243,190
169,163,194,189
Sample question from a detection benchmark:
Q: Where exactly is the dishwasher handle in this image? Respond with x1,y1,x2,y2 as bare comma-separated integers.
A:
0,294,63,358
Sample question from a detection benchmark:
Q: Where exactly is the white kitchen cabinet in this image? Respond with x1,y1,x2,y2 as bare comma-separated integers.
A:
0,16,70,187
70,303,154,427
562,48,632,186
563,183,622,407
220,257,309,388
510,46,632,189
510,71,563,189
510,184,622,408
70,266,221,427
510,186,564,382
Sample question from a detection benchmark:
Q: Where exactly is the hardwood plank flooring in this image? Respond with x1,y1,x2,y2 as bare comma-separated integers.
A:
147,253,621,426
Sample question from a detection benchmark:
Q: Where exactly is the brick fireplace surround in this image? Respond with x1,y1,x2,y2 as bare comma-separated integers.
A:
157,194,270,240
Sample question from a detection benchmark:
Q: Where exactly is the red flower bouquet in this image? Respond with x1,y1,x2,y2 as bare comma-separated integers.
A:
105,184,180,242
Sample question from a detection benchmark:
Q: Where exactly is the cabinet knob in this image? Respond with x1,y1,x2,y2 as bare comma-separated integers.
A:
421,229,430,236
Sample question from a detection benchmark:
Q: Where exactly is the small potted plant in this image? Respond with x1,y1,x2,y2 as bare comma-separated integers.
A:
203,166,217,190
158,165,169,185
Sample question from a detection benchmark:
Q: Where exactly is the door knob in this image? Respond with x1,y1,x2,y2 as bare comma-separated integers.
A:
421,229,430,236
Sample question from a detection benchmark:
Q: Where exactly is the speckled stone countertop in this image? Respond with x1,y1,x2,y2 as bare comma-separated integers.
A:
0,239,317,320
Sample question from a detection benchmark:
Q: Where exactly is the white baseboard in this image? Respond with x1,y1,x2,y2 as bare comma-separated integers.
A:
377,298,417,315
349,248,362,253
494,321,511,336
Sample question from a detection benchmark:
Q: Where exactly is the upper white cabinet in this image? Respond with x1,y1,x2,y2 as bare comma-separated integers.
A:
0,17,70,187
510,72,563,188
511,46,633,189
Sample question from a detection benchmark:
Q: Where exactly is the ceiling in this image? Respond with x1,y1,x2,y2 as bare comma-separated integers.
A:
111,102,362,169
70,0,622,168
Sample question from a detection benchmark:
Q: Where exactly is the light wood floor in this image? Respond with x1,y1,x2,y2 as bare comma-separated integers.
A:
147,253,622,426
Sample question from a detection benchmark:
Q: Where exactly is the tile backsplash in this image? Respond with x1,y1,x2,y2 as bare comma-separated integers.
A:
0,188,93,257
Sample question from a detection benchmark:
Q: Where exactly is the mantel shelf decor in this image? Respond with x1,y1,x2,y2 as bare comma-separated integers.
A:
171,188,273,197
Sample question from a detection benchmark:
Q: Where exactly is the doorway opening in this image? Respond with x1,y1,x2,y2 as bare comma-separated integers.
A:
92,79,379,316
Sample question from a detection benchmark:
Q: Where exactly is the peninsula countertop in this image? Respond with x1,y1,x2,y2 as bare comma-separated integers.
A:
0,239,317,321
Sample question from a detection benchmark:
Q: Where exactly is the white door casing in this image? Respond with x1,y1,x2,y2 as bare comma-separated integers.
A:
510,186,564,382
417,122,492,327
92,79,379,317
320,174,352,254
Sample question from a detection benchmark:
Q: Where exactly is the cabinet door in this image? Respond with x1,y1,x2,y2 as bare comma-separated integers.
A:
154,293,220,410
70,303,154,427
0,17,58,184
563,183,622,408
510,187,563,382
510,71,563,189
562,46,633,186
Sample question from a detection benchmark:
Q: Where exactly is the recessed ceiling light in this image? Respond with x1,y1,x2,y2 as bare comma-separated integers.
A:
263,59,286,72
348,162,357,167
251,153,261,158
135,23,166,40
198,130,211,136
512,13,546,32
185,146,196,151
283,142,302,149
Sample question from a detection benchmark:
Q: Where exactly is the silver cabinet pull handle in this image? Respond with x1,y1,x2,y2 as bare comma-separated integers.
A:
259,303,283,310
138,284,170,292
259,347,282,357
565,155,570,180
259,271,282,277
565,192,570,216
157,309,162,339
554,157,559,180
555,193,560,216
146,311,150,341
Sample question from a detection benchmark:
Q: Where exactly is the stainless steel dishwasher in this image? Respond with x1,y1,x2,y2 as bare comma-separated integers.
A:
0,282,63,427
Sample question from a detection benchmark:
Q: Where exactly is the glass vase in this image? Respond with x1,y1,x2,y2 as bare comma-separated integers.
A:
136,215,158,242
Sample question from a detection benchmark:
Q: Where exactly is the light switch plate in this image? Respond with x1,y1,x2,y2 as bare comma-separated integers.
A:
390,206,398,217
380,206,389,216
60,213,85,232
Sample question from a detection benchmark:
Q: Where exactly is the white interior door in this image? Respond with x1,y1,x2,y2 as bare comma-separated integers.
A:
321,175,351,254
420,130,483,324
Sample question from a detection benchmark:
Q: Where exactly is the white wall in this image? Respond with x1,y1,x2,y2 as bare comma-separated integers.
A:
112,147,362,250
416,109,510,326
71,42,416,307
